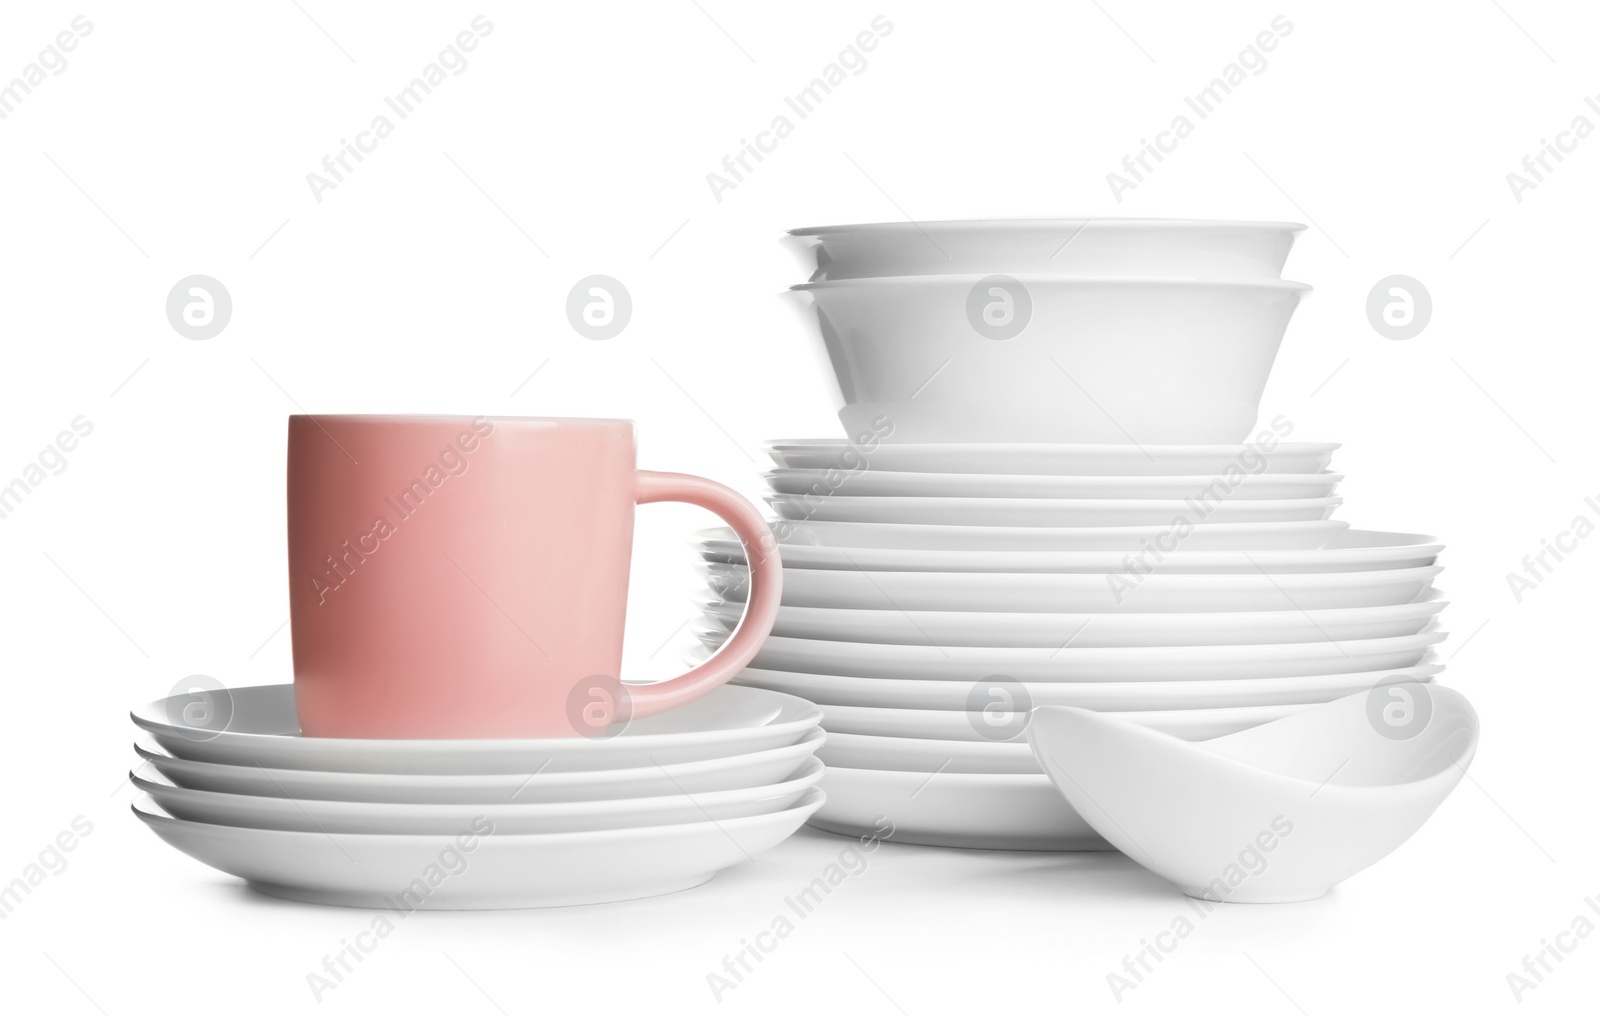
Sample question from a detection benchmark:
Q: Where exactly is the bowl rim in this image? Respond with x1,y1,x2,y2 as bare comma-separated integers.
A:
789,274,1313,293
787,218,1309,237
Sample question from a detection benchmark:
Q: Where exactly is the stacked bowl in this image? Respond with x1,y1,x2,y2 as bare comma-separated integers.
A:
129,682,824,906
691,219,1448,850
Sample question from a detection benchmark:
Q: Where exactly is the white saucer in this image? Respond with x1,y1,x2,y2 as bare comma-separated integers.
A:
133,759,825,835
704,562,1442,612
764,440,1339,476
133,684,821,775
810,767,1109,851
133,789,825,909
769,494,1341,526
694,527,1441,573
699,598,1445,647
731,662,1442,710
134,729,826,804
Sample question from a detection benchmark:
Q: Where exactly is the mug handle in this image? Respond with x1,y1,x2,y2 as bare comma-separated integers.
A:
623,470,782,719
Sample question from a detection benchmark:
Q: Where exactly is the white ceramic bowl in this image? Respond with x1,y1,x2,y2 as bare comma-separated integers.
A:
788,275,1309,443
783,219,1304,282
1027,684,1479,902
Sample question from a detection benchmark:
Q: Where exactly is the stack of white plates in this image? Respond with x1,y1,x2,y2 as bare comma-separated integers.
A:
130,683,824,907
692,440,1446,851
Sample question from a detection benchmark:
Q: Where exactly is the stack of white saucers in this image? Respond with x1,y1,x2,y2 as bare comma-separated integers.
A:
130,682,824,907
692,441,1446,851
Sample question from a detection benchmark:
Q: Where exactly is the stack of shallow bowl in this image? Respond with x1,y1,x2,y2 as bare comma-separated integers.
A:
129,682,824,906
691,219,1448,850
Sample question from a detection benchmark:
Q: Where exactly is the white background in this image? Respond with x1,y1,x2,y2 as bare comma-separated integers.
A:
0,1,1595,1012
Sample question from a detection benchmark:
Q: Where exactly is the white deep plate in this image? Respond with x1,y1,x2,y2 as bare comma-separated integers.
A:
133,729,826,804
714,630,1445,682
132,683,820,775
1028,686,1478,901
818,701,1309,743
133,759,825,835
704,562,1442,612
765,440,1339,476
769,494,1341,526
699,598,1445,648
134,789,825,909
765,468,1343,500
811,767,1109,851
694,526,1440,573
732,662,1442,710
756,519,1349,551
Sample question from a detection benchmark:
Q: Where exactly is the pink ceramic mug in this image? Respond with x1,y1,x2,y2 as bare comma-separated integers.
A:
286,415,781,739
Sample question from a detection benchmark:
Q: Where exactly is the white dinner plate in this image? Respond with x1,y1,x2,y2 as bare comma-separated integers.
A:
133,759,825,835
704,562,1442,612
811,767,1107,850
134,789,825,908
819,732,1035,774
731,662,1442,710
818,702,1309,742
133,683,820,775
710,630,1444,682
819,714,1309,771
757,519,1349,551
699,598,1446,648
766,468,1343,500
765,441,1339,476
133,729,826,804
694,527,1441,573
769,494,1341,526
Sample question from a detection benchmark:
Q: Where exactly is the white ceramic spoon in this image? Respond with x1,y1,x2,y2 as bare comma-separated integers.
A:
1027,683,1478,902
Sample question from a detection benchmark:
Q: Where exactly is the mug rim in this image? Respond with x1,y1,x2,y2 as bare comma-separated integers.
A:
288,414,635,428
